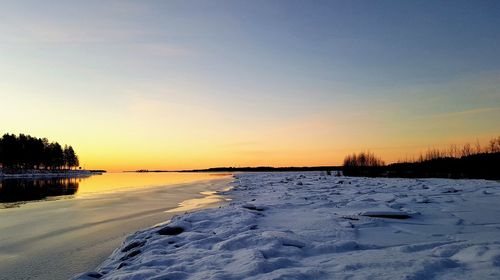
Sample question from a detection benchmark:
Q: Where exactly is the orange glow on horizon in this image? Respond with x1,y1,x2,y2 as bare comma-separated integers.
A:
1,1,500,173
76,133,500,172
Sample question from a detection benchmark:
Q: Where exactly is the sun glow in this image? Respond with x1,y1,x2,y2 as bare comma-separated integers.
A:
1,1,499,171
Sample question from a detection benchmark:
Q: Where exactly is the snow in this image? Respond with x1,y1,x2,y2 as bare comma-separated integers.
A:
74,172,500,279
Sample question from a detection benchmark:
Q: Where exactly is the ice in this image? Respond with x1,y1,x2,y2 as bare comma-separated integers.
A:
73,172,500,279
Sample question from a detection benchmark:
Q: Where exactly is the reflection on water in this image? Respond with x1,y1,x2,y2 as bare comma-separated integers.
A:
0,178,80,206
75,172,231,196
0,172,231,207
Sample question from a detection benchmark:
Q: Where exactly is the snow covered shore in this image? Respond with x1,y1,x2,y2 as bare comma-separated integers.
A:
75,172,500,279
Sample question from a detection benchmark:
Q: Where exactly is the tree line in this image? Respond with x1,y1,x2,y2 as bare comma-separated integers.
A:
342,135,500,179
401,135,500,163
343,151,385,168
0,133,79,171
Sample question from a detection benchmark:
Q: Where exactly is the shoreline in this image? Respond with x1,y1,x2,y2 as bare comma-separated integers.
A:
0,175,233,280
75,172,500,279
0,170,100,179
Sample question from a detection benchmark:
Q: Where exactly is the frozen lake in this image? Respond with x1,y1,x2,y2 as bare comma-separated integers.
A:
0,172,233,280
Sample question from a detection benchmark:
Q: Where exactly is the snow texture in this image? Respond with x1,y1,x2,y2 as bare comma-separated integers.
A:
74,172,500,279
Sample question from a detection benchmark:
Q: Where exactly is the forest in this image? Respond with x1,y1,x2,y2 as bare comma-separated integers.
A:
0,133,79,172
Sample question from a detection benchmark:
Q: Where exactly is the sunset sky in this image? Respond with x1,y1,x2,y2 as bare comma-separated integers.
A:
1,0,499,171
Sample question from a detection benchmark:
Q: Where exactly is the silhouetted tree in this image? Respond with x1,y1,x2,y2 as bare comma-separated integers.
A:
342,151,385,177
345,135,500,179
64,145,79,169
0,133,80,172
343,151,385,167
490,137,500,153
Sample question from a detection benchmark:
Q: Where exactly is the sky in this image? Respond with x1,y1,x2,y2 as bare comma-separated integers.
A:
1,0,499,171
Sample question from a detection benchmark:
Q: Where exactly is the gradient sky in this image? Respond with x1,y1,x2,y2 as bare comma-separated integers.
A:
1,0,500,171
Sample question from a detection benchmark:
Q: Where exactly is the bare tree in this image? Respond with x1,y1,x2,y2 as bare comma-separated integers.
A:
343,151,385,167
461,143,472,157
474,139,482,154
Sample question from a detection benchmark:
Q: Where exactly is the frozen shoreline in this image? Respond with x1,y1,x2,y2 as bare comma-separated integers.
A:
0,175,232,280
0,170,96,179
75,172,500,279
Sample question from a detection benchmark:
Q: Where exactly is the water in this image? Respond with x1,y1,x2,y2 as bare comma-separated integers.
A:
0,177,79,205
0,172,233,280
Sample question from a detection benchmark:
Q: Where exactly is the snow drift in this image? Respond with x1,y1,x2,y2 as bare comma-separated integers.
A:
74,172,500,279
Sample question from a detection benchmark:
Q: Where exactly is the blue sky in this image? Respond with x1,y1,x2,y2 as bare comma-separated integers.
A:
1,0,499,170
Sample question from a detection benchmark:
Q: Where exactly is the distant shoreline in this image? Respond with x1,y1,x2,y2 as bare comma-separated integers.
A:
0,170,105,179
125,166,342,173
